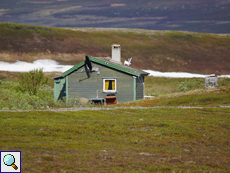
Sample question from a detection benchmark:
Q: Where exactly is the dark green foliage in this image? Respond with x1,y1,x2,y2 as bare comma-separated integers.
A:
17,69,48,95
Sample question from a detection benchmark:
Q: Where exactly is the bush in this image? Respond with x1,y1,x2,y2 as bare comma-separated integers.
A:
17,68,48,95
0,82,54,110
0,80,96,110
178,82,187,92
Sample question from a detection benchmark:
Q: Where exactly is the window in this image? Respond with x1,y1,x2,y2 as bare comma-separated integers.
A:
103,79,116,92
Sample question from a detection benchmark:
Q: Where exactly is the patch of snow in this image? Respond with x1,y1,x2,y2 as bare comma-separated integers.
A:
0,60,230,78
0,59,73,72
143,70,230,78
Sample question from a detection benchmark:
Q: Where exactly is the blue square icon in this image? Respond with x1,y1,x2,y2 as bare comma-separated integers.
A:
1,151,21,173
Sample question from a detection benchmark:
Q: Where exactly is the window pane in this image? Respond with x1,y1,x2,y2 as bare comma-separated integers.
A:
108,80,112,90
105,80,109,90
104,79,116,91
112,80,115,90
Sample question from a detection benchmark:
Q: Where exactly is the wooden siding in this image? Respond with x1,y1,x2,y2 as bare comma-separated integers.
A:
53,77,66,101
136,76,144,100
68,62,134,103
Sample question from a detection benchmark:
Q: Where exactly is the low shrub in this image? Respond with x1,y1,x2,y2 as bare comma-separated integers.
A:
0,80,98,110
16,68,48,95
0,81,53,110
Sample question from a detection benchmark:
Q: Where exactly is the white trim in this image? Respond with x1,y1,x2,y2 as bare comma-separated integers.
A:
102,77,117,79
103,79,117,93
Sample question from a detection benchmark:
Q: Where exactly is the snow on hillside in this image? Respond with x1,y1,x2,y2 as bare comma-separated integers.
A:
143,70,207,78
0,59,73,73
0,60,229,78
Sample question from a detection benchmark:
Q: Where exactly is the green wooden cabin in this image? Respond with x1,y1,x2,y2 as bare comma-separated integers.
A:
53,45,149,104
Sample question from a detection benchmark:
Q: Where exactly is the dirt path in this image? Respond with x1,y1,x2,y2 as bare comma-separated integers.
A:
0,105,230,112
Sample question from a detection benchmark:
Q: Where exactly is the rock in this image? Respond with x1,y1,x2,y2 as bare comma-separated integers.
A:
80,97,89,104
184,149,190,152
139,152,152,156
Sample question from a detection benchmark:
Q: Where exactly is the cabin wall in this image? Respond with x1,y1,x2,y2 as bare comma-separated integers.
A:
53,77,66,101
136,76,144,100
68,62,135,103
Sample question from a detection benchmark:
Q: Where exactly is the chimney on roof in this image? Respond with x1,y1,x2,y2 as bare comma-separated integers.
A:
111,44,121,63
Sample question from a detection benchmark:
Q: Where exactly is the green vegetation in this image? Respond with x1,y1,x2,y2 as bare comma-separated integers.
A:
145,77,205,96
0,69,55,110
145,76,230,96
135,88,230,107
0,108,229,172
0,80,53,110
17,69,48,95
0,70,96,110
159,89,230,107
1,72,230,110
117,77,230,107
0,79,95,110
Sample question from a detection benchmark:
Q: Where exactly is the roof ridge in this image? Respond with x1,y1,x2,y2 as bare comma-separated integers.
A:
61,56,149,77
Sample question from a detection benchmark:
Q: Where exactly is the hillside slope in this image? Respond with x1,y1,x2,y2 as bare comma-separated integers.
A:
0,0,229,33
0,23,230,74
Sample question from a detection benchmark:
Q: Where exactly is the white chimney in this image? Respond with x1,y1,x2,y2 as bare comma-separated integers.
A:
111,44,121,63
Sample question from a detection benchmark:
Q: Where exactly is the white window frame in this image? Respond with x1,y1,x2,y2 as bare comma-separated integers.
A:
103,79,117,93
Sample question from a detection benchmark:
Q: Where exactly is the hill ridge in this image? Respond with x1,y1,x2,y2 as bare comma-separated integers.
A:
0,23,230,74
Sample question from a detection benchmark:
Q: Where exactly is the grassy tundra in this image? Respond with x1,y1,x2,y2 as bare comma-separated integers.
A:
0,75,230,172
0,108,229,172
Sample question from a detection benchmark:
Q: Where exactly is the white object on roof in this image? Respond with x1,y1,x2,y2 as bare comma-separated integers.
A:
124,57,132,66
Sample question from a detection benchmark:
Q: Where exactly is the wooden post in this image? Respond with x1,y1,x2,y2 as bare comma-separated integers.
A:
66,76,68,102
133,76,136,101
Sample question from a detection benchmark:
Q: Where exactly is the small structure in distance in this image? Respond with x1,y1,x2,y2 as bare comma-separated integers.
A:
205,74,218,89
52,44,149,105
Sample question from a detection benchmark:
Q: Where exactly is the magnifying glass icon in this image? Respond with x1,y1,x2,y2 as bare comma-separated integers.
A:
3,154,18,170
